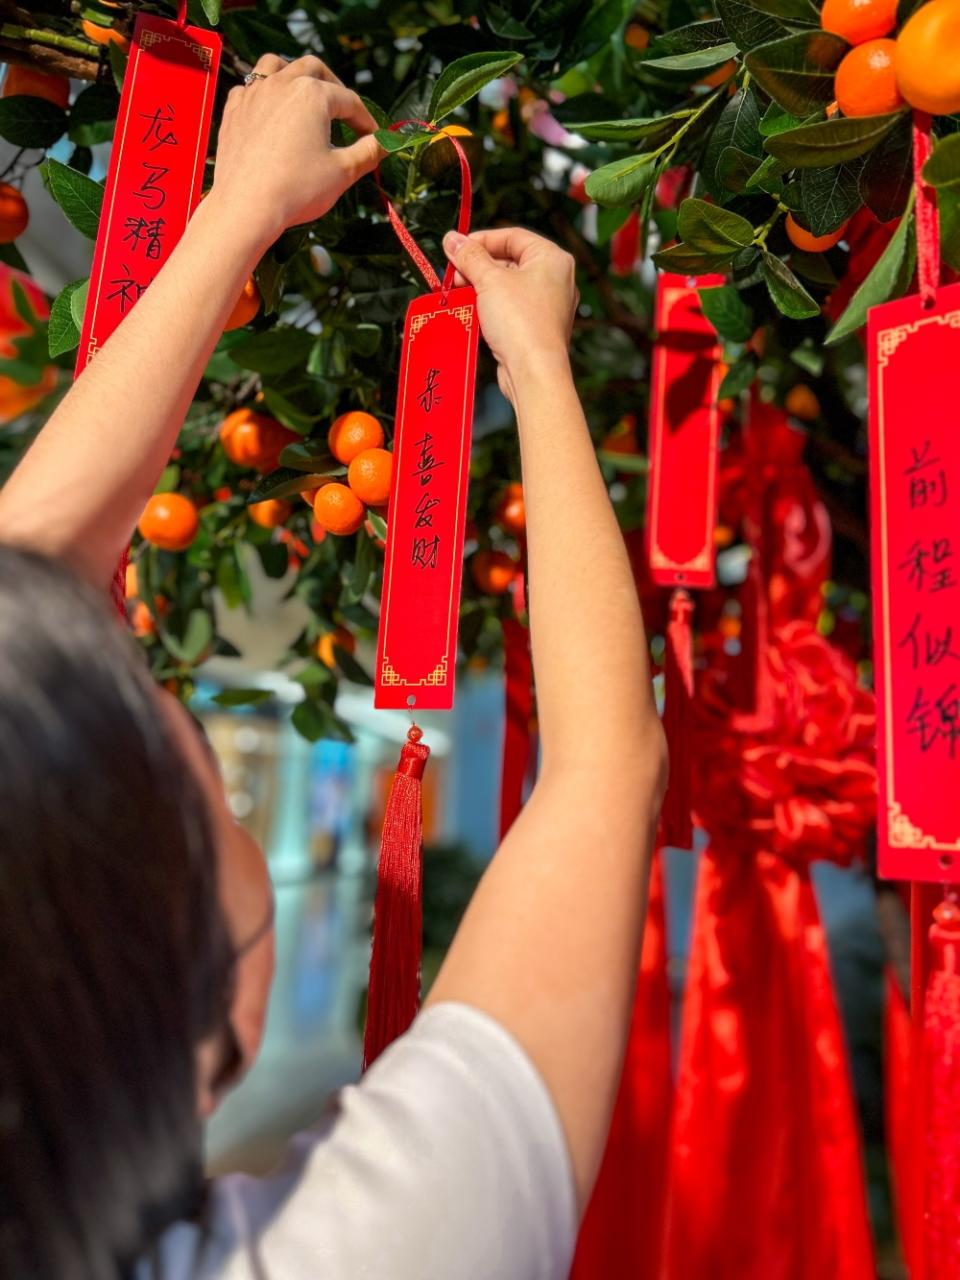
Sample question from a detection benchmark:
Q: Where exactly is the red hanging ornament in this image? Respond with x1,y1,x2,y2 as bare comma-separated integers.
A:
500,610,534,841
661,589,693,849
363,725,430,1070
922,895,960,1276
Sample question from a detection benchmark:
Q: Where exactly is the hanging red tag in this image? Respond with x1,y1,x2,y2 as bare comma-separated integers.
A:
374,126,478,711
869,281,960,883
646,273,723,589
76,14,221,373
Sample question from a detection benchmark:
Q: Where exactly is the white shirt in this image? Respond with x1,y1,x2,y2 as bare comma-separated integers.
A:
155,1003,577,1279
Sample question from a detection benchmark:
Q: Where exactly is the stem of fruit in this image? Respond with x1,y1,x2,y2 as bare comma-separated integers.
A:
753,202,787,250
0,24,97,56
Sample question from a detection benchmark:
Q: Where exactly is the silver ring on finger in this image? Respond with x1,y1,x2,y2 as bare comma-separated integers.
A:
243,71,269,85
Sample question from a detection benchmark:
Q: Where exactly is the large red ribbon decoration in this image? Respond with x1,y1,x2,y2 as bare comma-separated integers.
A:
75,12,221,611
664,401,875,1280
570,848,672,1280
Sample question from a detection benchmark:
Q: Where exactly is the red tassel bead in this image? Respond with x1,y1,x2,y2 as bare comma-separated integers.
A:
362,726,430,1071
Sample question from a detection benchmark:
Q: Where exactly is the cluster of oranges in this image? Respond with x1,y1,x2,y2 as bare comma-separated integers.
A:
468,482,525,595
306,410,393,536
0,66,71,243
821,0,960,121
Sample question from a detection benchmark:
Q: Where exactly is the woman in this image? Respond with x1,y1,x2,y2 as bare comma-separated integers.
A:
0,55,665,1279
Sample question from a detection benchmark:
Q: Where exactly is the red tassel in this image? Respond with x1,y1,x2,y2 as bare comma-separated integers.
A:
500,615,534,840
362,725,430,1070
922,895,960,1276
661,588,693,849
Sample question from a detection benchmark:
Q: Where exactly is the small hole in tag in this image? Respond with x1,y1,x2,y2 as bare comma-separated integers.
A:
407,695,417,708
676,572,686,583
940,854,953,872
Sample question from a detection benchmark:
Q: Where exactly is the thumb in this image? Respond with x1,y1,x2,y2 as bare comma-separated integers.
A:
338,133,384,183
443,232,496,287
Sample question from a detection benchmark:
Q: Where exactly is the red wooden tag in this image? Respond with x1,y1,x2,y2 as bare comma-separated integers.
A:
646,273,723,589
76,15,221,373
375,286,480,710
869,281,960,882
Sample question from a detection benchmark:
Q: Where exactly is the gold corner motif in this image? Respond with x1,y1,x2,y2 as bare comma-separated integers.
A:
380,655,449,687
139,29,214,69
887,801,960,851
877,310,960,368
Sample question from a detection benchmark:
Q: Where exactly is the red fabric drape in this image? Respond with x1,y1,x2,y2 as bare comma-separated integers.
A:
570,849,672,1280
885,965,920,1274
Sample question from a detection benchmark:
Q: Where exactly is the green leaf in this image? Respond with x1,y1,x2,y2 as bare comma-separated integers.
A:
923,133,960,190
229,327,313,375
154,464,180,495
744,32,848,117
367,508,388,541
48,279,87,358
212,688,273,708
373,126,435,154
699,284,755,341
800,161,863,235
762,250,820,317
278,442,345,474
644,43,738,71
716,0,789,51
791,249,839,285
702,89,763,199
429,52,524,121
765,111,904,168
585,154,658,207
647,19,729,55
164,609,213,665
939,188,960,271
215,549,251,610
345,323,383,356
0,97,67,148
67,82,119,147
748,0,820,22
292,698,355,744
333,647,374,688
201,0,223,22
859,117,913,221
678,198,754,254
108,43,128,94
718,354,758,397
653,243,739,273
341,527,376,605
250,469,324,504
718,145,761,193
259,389,315,434
568,113,692,145
597,205,632,245
41,159,103,239
745,153,786,194
759,102,804,137
825,204,914,344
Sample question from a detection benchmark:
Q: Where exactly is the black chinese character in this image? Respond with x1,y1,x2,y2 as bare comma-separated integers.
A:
417,367,442,414
907,683,960,757
898,614,960,669
412,432,443,486
414,492,441,529
905,440,949,509
122,215,165,260
107,265,147,315
139,104,178,152
133,162,169,212
411,535,441,570
898,538,958,594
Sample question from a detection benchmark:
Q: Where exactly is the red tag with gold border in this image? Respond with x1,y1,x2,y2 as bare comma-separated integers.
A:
869,281,960,883
76,15,221,373
374,125,478,711
646,272,723,589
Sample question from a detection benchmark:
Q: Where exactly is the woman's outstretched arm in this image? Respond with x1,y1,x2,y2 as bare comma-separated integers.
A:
426,227,667,1211
0,56,381,590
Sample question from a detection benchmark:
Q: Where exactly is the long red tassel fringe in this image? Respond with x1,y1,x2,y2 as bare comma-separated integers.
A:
661,588,693,849
362,725,430,1070
923,895,960,1276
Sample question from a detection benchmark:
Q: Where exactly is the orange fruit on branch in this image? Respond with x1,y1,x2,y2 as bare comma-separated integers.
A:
785,384,822,421
137,493,199,552
317,625,356,669
697,60,737,88
248,498,292,529
429,123,473,146
0,184,28,243
328,409,384,464
494,482,526,537
471,550,518,595
224,276,261,331
785,213,850,251
625,23,651,49
896,0,960,115
81,18,130,52
219,408,297,472
313,483,365,536
820,0,897,44
347,447,392,506
834,39,903,116
2,65,70,108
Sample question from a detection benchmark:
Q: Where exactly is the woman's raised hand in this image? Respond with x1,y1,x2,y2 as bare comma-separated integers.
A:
212,54,383,247
442,227,579,405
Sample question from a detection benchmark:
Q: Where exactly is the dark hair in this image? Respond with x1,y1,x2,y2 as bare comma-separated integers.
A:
0,547,234,1278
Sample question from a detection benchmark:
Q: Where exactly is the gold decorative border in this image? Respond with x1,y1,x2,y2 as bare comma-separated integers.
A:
140,27,214,69
876,306,960,857
410,304,474,337
380,656,449,688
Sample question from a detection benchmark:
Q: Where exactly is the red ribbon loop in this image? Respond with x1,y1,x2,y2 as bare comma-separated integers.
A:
177,0,188,28
912,110,941,307
377,120,472,298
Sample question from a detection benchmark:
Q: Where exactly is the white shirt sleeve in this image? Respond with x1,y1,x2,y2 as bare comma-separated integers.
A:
161,1003,577,1280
